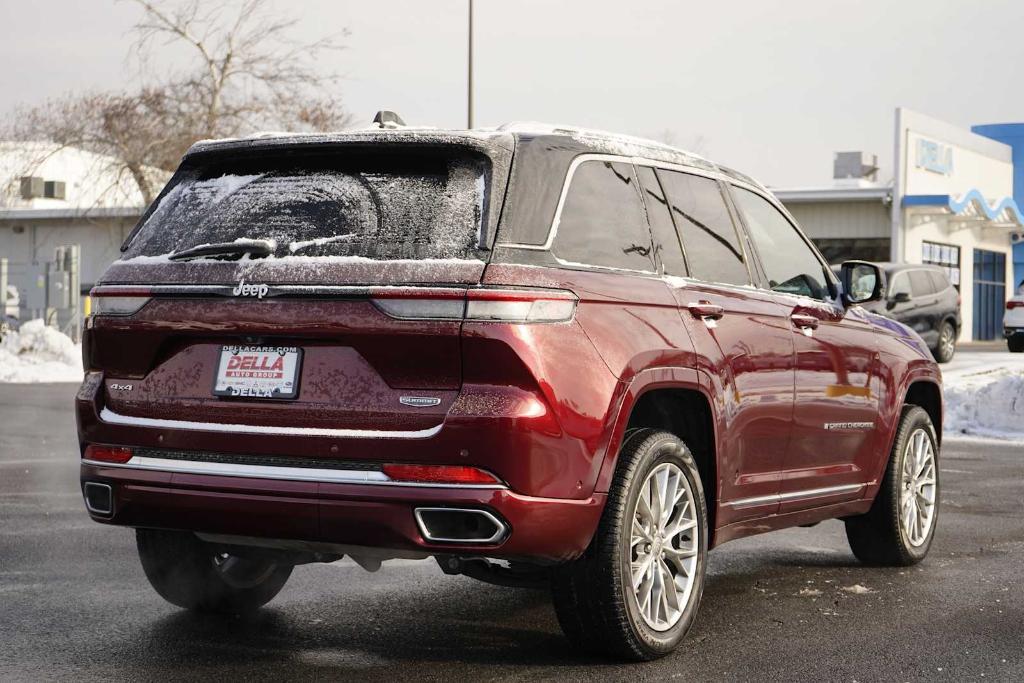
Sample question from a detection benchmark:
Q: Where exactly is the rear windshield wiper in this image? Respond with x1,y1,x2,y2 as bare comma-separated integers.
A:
168,239,276,262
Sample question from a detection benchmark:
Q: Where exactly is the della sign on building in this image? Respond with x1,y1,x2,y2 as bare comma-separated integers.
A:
915,138,953,175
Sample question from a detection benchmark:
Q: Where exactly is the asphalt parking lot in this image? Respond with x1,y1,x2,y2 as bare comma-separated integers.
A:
2,383,1022,681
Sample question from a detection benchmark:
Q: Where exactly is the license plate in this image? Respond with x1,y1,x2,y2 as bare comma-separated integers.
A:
213,345,302,399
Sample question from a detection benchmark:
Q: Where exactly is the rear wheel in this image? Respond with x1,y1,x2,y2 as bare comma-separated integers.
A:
932,321,956,363
136,529,293,613
845,406,939,565
1009,336,1024,353
551,429,708,661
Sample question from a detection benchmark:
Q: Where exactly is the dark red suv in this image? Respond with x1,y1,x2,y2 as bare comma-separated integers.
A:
78,123,942,660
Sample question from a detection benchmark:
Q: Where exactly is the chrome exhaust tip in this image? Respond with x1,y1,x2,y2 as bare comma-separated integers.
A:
83,482,113,516
413,507,507,544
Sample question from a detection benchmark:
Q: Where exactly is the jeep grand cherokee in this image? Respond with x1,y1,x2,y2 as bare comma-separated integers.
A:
78,121,942,661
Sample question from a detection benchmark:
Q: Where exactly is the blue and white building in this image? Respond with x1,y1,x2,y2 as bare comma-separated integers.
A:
775,108,1023,342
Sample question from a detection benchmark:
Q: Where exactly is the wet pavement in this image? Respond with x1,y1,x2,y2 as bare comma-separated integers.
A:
2,383,1022,681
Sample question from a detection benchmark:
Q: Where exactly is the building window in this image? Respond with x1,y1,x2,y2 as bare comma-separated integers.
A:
922,240,960,288
810,238,891,265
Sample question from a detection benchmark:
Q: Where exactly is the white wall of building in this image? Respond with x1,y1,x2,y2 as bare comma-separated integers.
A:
894,108,1017,341
0,143,157,321
0,142,162,210
0,218,133,288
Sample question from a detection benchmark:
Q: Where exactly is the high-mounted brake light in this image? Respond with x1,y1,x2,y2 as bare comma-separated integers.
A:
84,445,134,464
381,463,503,485
90,287,152,316
371,288,577,323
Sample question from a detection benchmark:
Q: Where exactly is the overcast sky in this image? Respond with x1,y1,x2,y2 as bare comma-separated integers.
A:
1,0,1022,186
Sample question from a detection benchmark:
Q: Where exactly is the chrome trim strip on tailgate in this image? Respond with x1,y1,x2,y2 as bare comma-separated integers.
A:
82,456,506,489
91,284,470,298
99,407,442,439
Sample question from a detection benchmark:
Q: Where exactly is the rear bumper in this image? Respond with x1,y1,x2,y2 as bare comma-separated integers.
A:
79,459,605,564
1004,327,1024,339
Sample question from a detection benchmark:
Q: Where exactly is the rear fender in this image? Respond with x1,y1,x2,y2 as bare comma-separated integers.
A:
594,367,714,493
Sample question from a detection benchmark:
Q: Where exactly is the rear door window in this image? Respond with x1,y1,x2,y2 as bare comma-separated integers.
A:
927,270,950,293
657,169,749,286
910,270,937,297
635,165,687,276
732,187,832,300
551,160,655,271
123,150,487,261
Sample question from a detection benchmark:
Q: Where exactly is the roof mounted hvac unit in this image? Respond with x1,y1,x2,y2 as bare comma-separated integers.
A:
833,152,879,181
44,181,66,200
20,176,44,199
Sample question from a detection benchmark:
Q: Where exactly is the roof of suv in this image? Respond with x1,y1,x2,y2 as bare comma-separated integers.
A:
874,263,949,276
184,123,765,192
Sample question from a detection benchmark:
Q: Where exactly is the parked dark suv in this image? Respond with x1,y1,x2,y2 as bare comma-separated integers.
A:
78,122,943,661
856,263,960,363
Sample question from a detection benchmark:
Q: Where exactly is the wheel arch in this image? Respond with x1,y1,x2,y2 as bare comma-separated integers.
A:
904,379,943,446
596,369,720,544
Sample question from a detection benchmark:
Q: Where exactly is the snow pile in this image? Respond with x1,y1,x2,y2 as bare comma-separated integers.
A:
0,319,83,383
943,353,1024,440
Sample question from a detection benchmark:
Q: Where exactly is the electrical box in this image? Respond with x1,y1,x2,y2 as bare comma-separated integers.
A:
48,269,71,309
22,263,48,310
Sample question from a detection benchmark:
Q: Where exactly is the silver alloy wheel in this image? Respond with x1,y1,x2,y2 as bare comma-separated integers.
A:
899,428,937,547
629,462,699,631
940,324,955,359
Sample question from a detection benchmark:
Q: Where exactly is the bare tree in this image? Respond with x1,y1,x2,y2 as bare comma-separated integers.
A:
4,88,187,205
3,0,352,207
128,0,351,139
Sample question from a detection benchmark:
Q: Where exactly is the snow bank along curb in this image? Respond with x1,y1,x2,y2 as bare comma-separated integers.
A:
942,353,1024,441
0,319,83,383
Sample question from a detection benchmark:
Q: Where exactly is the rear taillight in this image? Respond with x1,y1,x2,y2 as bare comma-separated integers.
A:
371,288,577,323
381,463,503,485
90,287,152,316
1007,300,1024,310
84,445,133,464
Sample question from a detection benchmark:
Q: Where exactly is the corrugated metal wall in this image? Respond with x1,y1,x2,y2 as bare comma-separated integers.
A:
782,201,890,239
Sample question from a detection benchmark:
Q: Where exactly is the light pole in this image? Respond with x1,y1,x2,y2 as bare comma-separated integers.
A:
467,0,474,129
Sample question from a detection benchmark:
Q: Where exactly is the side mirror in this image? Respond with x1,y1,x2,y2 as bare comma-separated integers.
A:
840,260,883,305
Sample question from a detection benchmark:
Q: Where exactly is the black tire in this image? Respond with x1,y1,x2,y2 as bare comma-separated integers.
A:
845,406,939,566
1009,336,1024,353
551,429,708,661
136,529,293,613
932,321,956,363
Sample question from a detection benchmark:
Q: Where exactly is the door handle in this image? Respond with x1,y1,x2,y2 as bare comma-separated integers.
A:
687,302,725,320
791,313,819,329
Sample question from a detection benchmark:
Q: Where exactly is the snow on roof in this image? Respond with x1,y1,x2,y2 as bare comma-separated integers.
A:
185,122,771,193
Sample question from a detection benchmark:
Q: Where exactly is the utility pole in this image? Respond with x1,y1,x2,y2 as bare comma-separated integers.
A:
467,0,474,129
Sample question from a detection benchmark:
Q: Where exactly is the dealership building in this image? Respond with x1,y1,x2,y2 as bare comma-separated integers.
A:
775,108,1024,342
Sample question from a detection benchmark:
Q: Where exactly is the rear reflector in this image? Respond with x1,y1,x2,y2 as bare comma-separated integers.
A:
372,297,466,320
90,287,152,316
84,445,134,464
371,287,577,323
382,463,503,485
